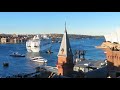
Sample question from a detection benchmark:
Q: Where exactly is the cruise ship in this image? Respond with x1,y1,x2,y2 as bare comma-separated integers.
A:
26,35,51,52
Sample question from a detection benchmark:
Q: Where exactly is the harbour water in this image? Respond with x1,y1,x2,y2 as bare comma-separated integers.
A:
0,37,106,77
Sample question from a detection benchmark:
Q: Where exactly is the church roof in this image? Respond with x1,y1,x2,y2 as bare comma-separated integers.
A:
57,22,73,57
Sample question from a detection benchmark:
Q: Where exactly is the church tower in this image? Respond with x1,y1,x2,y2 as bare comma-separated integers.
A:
56,22,74,76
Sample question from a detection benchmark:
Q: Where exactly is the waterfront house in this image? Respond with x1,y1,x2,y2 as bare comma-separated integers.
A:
1,37,6,43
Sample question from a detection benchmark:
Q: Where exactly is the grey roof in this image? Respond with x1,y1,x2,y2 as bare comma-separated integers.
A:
57,23,73,57
75,60,105,68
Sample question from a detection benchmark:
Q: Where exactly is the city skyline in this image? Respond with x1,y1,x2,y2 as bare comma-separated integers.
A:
0,12,120,35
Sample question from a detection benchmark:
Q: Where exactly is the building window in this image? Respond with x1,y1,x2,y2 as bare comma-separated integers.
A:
61,48,64,54
112,56,114,59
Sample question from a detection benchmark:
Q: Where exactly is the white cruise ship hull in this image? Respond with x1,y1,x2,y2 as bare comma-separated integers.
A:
26,44,51,52
27,47,40,52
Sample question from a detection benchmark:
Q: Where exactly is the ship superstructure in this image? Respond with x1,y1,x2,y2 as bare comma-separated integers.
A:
26,35,51,52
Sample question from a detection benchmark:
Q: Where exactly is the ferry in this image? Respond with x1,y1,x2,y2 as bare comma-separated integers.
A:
10,52,25,57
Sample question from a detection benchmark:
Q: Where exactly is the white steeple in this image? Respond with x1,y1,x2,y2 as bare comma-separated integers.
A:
57,22,73,57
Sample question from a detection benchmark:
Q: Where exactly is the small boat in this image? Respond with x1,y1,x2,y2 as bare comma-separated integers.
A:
3,63,9,67
45,48,53,54
45,50,53,54
10,52,25,57
30,56,47,63
58,41,61,43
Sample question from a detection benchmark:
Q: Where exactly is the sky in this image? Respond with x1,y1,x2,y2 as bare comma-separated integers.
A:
0,12,120,35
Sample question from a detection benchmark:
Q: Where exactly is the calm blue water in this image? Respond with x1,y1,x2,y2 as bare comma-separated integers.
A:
0,37,106,77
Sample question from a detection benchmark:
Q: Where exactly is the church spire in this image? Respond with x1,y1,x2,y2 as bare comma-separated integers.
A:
65,21,66,30
57,22,74,76
57,22,73,57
